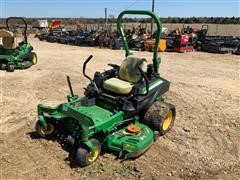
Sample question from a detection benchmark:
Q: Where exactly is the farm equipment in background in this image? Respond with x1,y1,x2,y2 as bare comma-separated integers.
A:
165,27,194,52
144,27,168,52
183,25,240,54
33,20,49,32
35,10,176,167
165,25,208,53
75,21,87,31
232,44,240,55
172,34,194,52
35,19,239,55
48,20,63,31
192,25,208,50
38,20,64,42
97,30,123,49
37,19,98,47
173,25,194,52
126,22,150,51
144,39,167,52
201,36,240,54
33,20,49,37
0,17,37,72
77,29,98,47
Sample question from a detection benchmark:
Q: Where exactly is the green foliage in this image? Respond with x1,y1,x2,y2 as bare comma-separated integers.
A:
0,16,239,26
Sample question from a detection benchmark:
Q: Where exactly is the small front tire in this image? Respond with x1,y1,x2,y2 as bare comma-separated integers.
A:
35,121,55,139
76,138,101,167
7,64,15,72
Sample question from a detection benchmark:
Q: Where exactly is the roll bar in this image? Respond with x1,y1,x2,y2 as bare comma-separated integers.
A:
117,10,162,73
6,17,28,43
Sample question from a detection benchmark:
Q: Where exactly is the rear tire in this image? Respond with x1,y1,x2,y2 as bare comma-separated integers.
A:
29,52,38,65
76,138,101,167
144,101,176,136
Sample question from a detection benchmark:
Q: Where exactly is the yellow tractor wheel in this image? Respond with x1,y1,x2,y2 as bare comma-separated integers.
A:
30,52,38,65
144,101,176,136
76,138,101,167
35,121,55,138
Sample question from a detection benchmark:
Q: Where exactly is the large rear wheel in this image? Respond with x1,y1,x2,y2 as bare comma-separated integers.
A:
29,52,38,65
144,101,176,136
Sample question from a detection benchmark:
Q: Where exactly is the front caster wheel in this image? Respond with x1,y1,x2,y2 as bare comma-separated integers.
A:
7,64,15,72
35,121,55,139
76,138,101,167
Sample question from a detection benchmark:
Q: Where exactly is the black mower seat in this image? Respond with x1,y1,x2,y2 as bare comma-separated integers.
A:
103,56,148,95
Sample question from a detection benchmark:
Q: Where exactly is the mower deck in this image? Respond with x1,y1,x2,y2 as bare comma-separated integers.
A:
105,122,154,159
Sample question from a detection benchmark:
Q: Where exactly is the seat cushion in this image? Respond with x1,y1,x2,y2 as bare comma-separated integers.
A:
119,56,148,83
103,78,134,95
3,37,17,49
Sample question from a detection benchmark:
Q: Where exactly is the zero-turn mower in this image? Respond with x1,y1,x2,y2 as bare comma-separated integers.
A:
35,10,176,167
0,17,37,72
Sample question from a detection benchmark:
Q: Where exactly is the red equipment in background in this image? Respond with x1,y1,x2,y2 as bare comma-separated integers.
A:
48,20,63,30
172,34,194,52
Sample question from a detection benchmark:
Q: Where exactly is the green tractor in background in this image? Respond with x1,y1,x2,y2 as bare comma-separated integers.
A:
35,10,176,167
0,17,37,72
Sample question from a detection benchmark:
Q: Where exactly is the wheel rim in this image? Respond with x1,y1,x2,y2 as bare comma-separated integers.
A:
32,54,37,64
87,147,99,162
162,110,173,131
39,123,54,135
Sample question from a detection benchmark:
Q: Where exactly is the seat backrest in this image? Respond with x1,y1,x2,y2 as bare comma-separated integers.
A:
2,37,17,49
0,29,14,38
0,29,17,49
119,56,148,83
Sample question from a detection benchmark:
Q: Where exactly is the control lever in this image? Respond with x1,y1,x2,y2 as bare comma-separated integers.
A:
82,55,99,93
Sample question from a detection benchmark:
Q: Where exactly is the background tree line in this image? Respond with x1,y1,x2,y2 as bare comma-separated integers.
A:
0,16,239,27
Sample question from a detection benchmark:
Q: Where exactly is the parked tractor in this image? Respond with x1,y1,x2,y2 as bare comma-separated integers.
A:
0,17,37,72
35,10,176,167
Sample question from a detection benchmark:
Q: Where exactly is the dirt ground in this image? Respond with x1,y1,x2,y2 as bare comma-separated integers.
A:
0,37,239,179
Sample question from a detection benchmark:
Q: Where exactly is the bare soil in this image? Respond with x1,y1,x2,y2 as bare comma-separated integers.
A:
0,37,239,179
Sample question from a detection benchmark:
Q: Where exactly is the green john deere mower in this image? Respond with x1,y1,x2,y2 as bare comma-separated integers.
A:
35,10,176,167
0,17,37,72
